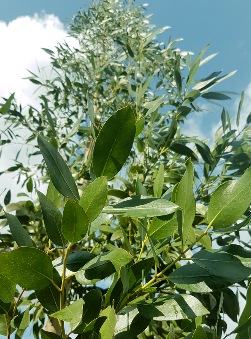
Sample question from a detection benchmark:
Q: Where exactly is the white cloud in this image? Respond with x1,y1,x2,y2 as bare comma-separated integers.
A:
0,13,73,204
0,13,69,106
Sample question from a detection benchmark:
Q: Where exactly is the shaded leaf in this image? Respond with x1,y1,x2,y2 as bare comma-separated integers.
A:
5,213,33,247
0,274,16,303
37,191,65,246
201,92,231,100
36,268,61,312
66,251,96,272
0,247,53,290
4,190,11,205
93,106,136,179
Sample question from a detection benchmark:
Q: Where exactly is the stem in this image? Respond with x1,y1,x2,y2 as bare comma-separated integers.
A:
134,223,213,295
138,234,148,262
60,242,72,339
12,288,25,318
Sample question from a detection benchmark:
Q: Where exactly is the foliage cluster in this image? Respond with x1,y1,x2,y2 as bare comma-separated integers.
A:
1,1,251,338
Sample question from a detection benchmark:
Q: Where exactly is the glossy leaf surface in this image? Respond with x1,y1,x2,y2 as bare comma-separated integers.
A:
38,136,80,201
93,106,136,179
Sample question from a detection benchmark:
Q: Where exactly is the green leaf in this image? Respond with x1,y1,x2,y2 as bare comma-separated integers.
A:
51,299,84,327
37,136,80,201
174,55,182,96
79,177,107,222
207,167,251,228
192,326,208,339
66,251,96,272
103,196,179,218
148,215,177,240
100,248,132,272
41,330,62,339
169,250,251,290
138,294,209,321
46,180,62,209
235,282,251,339
0,314,8,336
4,190,11,205
186,46,209,87
0,247,53,290
99,306,116,339
183,90,201,104
5,213,33,247
74,289,103,334
0,274,16,303
153,164,165,198
236,90,245,127
76,249,132,284
175,159,195,245
85,261,116,281
192,139,214,164
0,93,15,114
36,268,61,312
37,191,65,246
169,143,198,161
11,307,30,330
62,199,89,242
201,92,231,100
92,106,136,179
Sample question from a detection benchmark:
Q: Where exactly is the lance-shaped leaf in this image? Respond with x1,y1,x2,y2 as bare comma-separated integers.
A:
207,166,251,228
37,136,79,201
175,159,195,245
37,191,65,246
138,294,209,321
5,213,33,247
234,282,251,339
103,196,179,218
153,163,164,198
51,298,84,328
92,106,136,179
62,199,89,242
0,247,53,290
169,250,251,291
79,176,107,222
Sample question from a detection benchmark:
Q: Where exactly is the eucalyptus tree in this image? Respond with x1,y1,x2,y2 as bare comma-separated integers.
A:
0,0,251,338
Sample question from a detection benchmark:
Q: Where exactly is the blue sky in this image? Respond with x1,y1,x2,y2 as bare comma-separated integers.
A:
0,1,250,337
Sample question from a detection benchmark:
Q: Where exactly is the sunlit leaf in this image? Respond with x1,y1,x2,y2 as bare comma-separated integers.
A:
103,196,179,218
79,177,107,222
62,199,89,242
207,166,251,228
